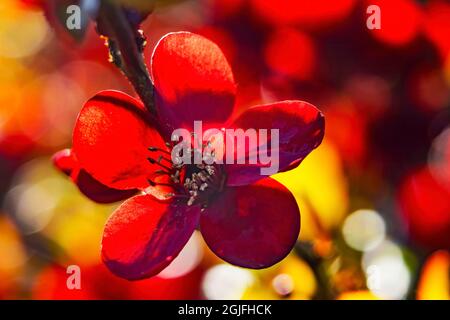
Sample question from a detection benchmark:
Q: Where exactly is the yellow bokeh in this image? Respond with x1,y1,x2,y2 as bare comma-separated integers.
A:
0,215,27,296
417,250,450,300
9,159,115,266
242,255,317,300
0,0,50,59
273,140,349,241
338,290,379,300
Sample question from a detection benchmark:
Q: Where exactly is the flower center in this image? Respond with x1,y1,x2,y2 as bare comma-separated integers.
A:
147,143,225,208
183,163,226,207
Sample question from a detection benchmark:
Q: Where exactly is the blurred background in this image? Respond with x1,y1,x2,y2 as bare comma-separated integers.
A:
0,0,449,299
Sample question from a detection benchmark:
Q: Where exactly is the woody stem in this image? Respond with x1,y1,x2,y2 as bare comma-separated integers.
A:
295,242,335,299
97,0,156,116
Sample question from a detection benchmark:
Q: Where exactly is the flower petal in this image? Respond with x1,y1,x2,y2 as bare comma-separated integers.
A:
102,195,201,280
73,170,137,204
52,148,77,176
200,178,300,269
151,32,236,131
225,100,325,186
73,90,168,190
52,149,136,204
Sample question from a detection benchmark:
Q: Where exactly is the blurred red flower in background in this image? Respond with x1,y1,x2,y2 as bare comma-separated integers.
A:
251,0,356,29
264,28,316,81
398,167,450,250
32,263,204,300
423,0,450,61
18,0,43,8
54,32,325,280
365,0,422,47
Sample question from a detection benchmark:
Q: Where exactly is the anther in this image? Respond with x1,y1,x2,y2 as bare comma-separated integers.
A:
154,169,170,175
147,178,176,189
147,157,173,172
198,172,208,182
148,146,171,155
160,155,174,164
206,166,215,175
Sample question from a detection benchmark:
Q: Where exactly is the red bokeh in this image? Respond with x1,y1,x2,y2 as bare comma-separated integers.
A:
398,167,450,250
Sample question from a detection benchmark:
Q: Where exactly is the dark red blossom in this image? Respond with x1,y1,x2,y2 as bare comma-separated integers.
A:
54,32,325,280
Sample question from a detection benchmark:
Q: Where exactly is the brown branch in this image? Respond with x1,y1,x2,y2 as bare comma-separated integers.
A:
97,0,156,116
295,241,335,299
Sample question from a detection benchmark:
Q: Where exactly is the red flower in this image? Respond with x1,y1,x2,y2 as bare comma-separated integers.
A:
54,32,324,280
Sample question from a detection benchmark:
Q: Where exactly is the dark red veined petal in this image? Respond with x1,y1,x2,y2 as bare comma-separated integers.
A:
73,90,168,190
224,100,325,186
151,32,236,132
102,195,201,280
52,149,137,204
200,178,300,269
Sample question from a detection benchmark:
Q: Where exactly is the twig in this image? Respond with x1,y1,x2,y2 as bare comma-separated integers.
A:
96,0,156,116
295,241,335,299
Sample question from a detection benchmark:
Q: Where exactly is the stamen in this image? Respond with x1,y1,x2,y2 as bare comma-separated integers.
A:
206,165,215,175
147,179,176,188
182,161,225,207
160,155,174,164
148,139,225,208
170,170,181,183
147,157,173,172
154,169,171,176
148,146,171,155
198,172,208,182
